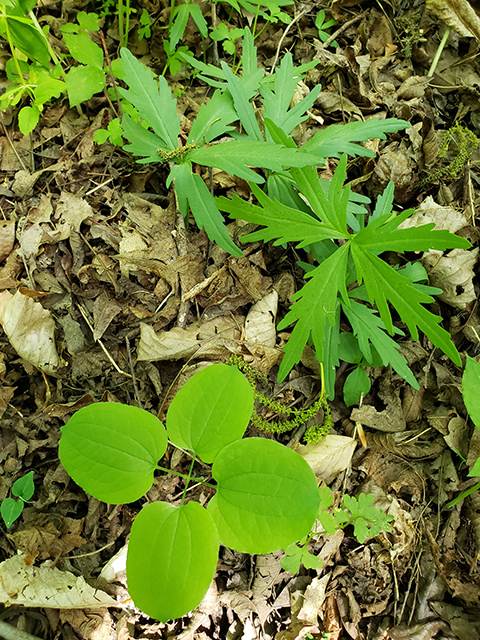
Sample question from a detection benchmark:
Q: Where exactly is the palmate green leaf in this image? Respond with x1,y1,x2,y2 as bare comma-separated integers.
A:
168,163,243,257
350,242,462,365
127,502,219,622
217,183,348,245
221,61,264,141
166,364,253,463
463,356,480,430
342,494,393,543
208,438,320,554
189,140,324,185
342,299,418,388
59,403,168,504
119,48,179,150
277,244,350,381
302,118,409,159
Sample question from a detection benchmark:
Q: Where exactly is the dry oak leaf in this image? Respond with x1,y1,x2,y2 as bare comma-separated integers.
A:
0,290,59,373
244,290,278,348
426,0,480,40
422,247,479,309
0,554,118,608
296,435,357,484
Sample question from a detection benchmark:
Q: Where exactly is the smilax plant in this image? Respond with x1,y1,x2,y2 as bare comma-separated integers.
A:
58,364,324,621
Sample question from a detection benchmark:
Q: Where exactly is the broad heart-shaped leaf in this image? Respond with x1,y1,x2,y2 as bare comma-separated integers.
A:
350,242,462,365
463,356,480,430
302,118,409,159
1,498,23,528
12,470,34,500
59,403,167,504
343,365,371,407
208,438,320,554
127,501,219,622
277,243,350,381
167,364,254,463
168,163,243,257
119,48,179,150
65,65,105,108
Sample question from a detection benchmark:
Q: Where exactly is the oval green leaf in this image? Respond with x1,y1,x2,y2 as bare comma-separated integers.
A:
59,403,167,504
1,498,23,528
464,356,480,429
208,438,320,554
166,364,253,463
127,501,219,621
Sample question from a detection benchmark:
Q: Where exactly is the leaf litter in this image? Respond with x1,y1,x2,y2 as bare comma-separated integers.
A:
1,1,480,639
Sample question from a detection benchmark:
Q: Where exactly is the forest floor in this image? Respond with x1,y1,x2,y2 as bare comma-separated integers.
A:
1,0,480,639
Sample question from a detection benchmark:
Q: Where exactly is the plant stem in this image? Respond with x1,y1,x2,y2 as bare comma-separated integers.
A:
428,25,451,77
156,464,216,489
445,481,480,508
180,455,196,507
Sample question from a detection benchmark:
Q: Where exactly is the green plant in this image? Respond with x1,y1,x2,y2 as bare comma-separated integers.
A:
0,7,113,134
210,22,245,56
113,33,407,259
315,9,338,48
446,356,480,507
58,363,324,621
217,154,470,396
282,486,393,572
1,471,34,528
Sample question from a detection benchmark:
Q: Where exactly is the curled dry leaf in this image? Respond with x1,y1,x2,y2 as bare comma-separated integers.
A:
426,0,480,40
296,435,357,484
423,247,479,309
0,290,59,373
0,554,118,608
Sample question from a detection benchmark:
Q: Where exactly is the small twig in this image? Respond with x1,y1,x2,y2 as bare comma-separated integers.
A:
125,336,142,408
316,10,368,51
182,265,227,301
0,620,44,640
0,123,27,171
99,29,122,116
270,7,309,73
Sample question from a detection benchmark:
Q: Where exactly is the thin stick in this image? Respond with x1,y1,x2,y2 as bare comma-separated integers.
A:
125,336,142,408
270,7,309,73
316,11,367,51
0,621,43,640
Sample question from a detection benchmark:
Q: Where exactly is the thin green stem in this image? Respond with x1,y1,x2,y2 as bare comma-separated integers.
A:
118,0,124,49
156,464,216,489
445,481,480,508
168,0,176,32
428,25,451,77
124,0,130,48
180,454,196,507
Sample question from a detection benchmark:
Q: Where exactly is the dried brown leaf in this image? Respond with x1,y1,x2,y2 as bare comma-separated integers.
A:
426,0,480,40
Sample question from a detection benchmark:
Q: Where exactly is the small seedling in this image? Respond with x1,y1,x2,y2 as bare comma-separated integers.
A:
315,10,338,48
1,471,35,528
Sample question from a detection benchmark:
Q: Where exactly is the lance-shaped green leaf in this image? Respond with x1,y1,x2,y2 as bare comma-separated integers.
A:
188,140,324,184
168,163,243,257
302,118,409,159
463,356,480,430
119,48,179,150
354,208,471,253
350,242,462,365
290,158,350,234
342,299,418,388
188,89,237,144
208,438,319,554
260,52,321,135
59,403,168,504
127,502,219,622
217,183,348,246
277,243,350,381
167,364,253,463
221,61,263,141
122,114,163,163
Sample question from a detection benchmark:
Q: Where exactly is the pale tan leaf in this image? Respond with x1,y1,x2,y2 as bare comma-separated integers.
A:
400,196,467,235
0,220,15,262
297,435,357,483
422,247,479,309
0,291,59,373
55,192,94,240
244,290,278,347
426,0,480,40
298,574,331,625
0,554,119,608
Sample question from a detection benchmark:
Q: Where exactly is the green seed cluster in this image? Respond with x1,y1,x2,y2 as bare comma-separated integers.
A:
420,122,478,187
226,354,333,442
157,142,199,162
